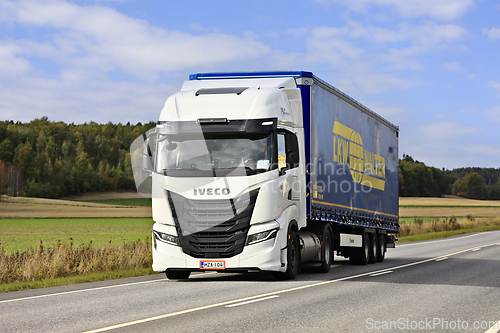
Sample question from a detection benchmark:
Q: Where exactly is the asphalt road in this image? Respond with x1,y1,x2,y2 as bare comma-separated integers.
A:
1,230,499,333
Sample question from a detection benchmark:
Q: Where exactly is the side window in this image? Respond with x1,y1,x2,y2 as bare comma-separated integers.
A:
277,131,299,172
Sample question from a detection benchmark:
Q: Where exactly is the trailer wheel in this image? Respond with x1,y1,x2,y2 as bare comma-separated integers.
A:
368,233,377,264
274,229,299,280
349,232,369,265
376,234,386,262
318,224,333,273
165,270,190,280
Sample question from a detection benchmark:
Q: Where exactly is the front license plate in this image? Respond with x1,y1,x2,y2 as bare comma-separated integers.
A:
200,260,225,270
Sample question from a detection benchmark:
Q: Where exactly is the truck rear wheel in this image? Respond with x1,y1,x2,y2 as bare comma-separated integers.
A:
376,233,386,262
165,270,190,280
349,232,369,265
368,233,377,264
274,229,299,280
318,224,333,273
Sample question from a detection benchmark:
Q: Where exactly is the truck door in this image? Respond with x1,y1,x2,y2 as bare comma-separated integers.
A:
277,131,300,209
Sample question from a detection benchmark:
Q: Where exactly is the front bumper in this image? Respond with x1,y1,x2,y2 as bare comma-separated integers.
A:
152,222,284,273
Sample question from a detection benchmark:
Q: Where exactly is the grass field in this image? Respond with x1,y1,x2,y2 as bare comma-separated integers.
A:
0,218,154,254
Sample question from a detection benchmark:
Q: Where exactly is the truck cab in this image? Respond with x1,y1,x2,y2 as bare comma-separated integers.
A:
149,75,308,279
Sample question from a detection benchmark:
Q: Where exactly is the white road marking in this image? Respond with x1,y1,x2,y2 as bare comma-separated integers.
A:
369,271,393,277
472,248,481,252
435,257,448,262
225,295,279,308
485,320,500,333
0,271,217,304
0,278,168,304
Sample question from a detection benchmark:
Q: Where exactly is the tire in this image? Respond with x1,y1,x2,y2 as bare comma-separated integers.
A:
349,232,369,265
318,224,333,273
368,233,377,264
165,270,191,280
274,229,299,280
376,233,386,262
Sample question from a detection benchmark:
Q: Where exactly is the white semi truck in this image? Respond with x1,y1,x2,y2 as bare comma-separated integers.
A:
137,71,399,280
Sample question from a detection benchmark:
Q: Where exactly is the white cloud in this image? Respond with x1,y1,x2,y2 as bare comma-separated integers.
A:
304,22,467,68
335,73,418,94
0,74,177,124
441,62,476,80
0,0,273,123
292,21,466,93
0,0,270,80
316,0,474,21
483,105,500,123
401,122,483,168
488,81,500,96
482,27,500,41
435,106,477,120
419,122,480,142
463,143,500,159
0,43,32,78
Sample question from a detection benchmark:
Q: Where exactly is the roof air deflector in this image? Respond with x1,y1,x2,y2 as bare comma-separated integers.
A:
195,87,248,96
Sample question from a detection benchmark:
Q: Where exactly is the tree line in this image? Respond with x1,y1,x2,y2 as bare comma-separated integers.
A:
0,117,155,198
0,120,498,200
399,155,500,200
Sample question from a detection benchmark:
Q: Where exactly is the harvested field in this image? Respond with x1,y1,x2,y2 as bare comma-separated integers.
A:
399,196,500,218
400,196,500,207
0,196,151,218
67,191,143,201
400,206,500,218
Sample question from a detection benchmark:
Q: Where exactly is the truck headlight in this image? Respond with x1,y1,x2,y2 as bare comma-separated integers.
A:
153,231,180,246
246,228,278,246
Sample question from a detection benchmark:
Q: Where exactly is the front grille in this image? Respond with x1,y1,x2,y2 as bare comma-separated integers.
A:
167,189,259,258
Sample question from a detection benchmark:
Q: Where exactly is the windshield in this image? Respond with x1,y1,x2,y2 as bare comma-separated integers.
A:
155,131,274,177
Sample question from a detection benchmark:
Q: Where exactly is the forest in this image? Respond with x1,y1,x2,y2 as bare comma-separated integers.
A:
399,155,500,200
0,117,155,198
0,118,498,199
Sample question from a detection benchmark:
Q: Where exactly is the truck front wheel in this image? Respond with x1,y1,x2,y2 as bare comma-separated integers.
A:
274,229,299,280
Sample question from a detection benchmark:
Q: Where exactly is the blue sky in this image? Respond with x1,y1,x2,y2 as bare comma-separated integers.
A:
0,0,499,169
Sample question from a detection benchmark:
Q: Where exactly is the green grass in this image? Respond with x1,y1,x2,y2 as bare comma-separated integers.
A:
0,218,154,254
398,224,500,243
399,217,468,224
0,268,156,293
75,198,152,206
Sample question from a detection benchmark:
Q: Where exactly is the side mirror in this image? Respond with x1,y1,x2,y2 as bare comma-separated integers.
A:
142,134,155,172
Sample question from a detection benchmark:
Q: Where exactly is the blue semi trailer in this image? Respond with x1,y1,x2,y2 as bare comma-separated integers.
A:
142,71,399,280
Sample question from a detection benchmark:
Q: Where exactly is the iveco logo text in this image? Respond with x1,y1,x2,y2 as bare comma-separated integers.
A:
193,188,230,195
